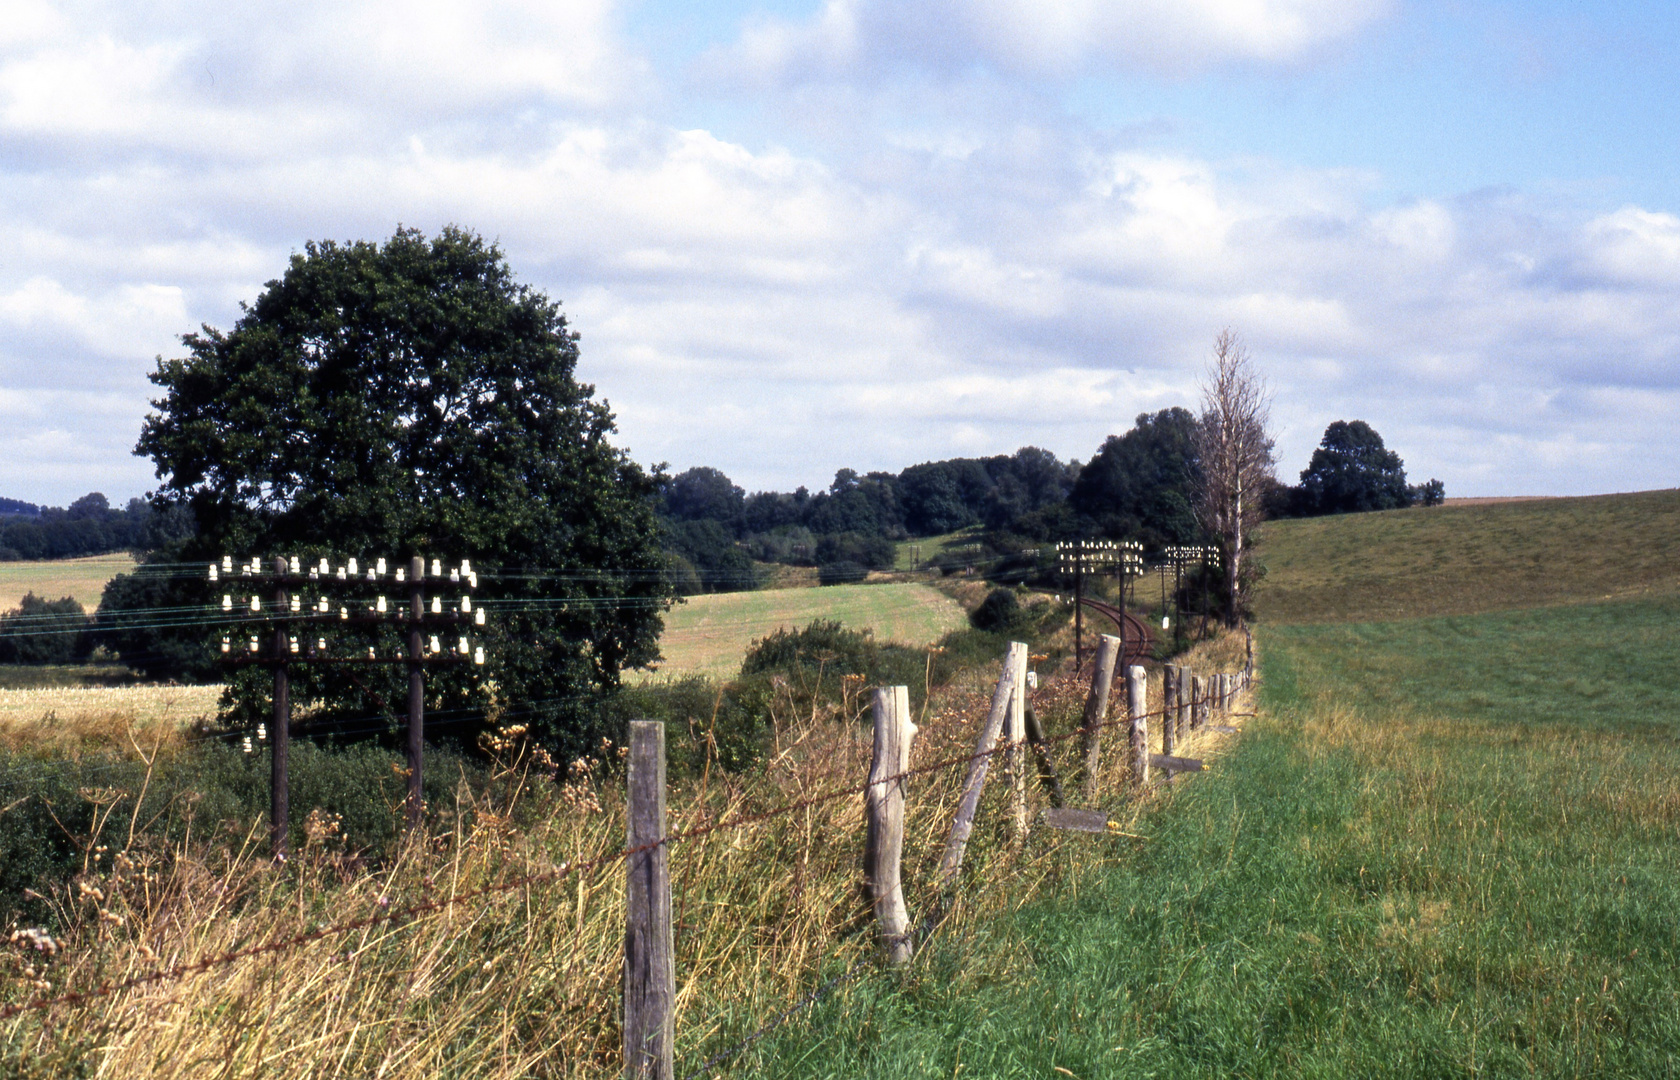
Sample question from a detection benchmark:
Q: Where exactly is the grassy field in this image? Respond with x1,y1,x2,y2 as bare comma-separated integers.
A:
653,582,968,679
0,552,135,612
752,489,1680,1076
1256,487,1680,623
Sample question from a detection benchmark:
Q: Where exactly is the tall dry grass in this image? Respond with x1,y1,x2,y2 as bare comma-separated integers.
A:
2,632,1251,1078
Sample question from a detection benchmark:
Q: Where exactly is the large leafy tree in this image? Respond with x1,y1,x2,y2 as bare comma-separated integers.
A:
1297,420,1412,514
1070,408,1203,547
124,226,672,755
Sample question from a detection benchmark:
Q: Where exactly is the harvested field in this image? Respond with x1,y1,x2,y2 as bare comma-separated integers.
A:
653,582,968,679
0,683,220,755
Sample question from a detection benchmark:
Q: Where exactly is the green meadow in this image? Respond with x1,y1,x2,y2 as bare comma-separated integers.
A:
752,493,1680,1077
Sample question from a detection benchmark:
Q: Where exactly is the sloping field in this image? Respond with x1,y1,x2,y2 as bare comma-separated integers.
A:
756,489,1680,1075
0,552,135,612
653,582,968,679
1257,487,1680,623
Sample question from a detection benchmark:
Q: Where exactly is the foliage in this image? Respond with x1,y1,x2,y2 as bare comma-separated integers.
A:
121,227,672,754
1295,419,1411,514
968,587,1029,634
0,593,91,665
1068,408,1202,546
814,531,895,570
817,560,869,586
0,495,190,562
660,467,746,528
661,518,759,593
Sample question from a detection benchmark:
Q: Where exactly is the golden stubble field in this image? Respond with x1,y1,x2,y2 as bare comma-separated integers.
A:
651,581,969,679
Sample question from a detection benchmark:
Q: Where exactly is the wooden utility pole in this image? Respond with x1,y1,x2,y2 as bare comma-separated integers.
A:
624,721,674,1080
1073,540,1085,670
271,556,291,856
865,686,916,963
1080,634,1121,800
407,556,425,832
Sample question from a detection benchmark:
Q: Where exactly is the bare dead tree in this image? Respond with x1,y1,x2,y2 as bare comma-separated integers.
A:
1194,329,1275,628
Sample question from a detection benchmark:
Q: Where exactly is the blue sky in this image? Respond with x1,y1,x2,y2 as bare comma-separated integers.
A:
2,0,1677,505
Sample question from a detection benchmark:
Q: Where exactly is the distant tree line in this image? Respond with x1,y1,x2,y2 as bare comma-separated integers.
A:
657,407,1206,592
0,492,193,561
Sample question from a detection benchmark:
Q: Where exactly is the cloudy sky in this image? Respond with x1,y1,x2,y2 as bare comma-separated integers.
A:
3,0,1678,505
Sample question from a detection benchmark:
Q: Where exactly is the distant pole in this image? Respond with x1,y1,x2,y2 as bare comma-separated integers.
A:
407,555,425,832
624,721,674,1079
271,556,290,857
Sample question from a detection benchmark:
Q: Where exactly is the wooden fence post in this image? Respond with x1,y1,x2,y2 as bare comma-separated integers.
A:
1177,666,1191,743
1128,666,1148,790
1007,643,1028,840
1192,675,1206,732
1160,668,1176,783
1080,634,1122,800
938,646,1021,889
865,686,917,964
624,721,673,1080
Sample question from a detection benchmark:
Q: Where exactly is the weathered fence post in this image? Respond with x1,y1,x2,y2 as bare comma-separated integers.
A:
1007,643,1028,839
1161,668,1177,784
938,644,1022,888
1177,665,1191,742
1023,703,1066,808
1128,666,1148,789
624,721,673,1080
865,686,917,964
1080,634,1122,799
1192,675,1207,732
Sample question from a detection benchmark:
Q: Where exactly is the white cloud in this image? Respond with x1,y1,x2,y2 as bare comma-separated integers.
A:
705,0,1394,85
1,0,1678,504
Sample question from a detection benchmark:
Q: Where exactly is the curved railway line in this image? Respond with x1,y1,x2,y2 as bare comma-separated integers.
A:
1076,596,1155,668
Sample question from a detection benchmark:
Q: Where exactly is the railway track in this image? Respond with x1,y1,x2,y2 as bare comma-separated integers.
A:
1076,596,1155,668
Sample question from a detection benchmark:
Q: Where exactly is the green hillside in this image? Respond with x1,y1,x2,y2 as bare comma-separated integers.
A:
1257,487,1680,624
758,489,1680,1077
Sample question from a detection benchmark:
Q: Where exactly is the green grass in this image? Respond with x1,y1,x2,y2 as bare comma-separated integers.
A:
0,552,135,613
653,583,968,680
751,492,1680,1077
1257,488,1680,623
893,529,983,571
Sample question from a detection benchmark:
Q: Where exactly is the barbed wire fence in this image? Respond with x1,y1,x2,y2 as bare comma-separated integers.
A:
2,583,1257,1078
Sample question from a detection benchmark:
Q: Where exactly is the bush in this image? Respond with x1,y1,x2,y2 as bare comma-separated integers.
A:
817,560,868,586
0,593,92,664
970,587,1030,633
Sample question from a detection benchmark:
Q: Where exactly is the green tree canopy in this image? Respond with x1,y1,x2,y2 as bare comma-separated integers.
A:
124,226,672,756
1297,420,1412,514
1069,408,1203,547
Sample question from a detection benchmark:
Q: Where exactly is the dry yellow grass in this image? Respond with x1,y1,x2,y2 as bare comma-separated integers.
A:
0,639,1247,1078
0,553,136,613
0,684,220,758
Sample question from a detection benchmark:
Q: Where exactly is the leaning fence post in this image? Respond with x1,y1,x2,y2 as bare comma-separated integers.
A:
938,645,1021,889
624,721,674,1080
1128,666,1148,790
866,686,917,964
1080,634,1121,799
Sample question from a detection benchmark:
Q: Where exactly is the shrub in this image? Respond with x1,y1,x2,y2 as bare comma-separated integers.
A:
0,593,92,665
817,561,868,586
970,588,1029,633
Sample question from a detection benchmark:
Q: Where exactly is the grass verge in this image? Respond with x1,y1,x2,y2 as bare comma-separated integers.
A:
749,596,1680,1077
